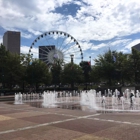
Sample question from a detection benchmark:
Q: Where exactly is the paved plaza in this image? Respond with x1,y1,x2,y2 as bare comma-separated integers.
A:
0,100,140,140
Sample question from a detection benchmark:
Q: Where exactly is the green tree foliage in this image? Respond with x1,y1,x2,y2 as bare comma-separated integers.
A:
93,49,140,86
26,59,51,90
61,63,83,88
0,44,9,87
80,61,91,72
51,60,62,87
114,52,132,85
130,48,140,84
5,53,24,89
94,50,116,85
89,66,101,84
17,53,35,91
20,53,33,66
2,41,140,90
79,61,91,89
0,44,24,89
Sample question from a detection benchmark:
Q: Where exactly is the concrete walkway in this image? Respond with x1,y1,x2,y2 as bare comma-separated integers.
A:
0,101,140,140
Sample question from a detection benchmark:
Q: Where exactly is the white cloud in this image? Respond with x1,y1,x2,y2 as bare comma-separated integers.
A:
71,0,140,41
20,46,30,54
86,39,131,52
0,36,2,44
28,29,42,36
1,0,140,61
109,39,131,46
124,39,140,50
79,41,93,51
21,32,32,39
117,39,140,54
21,45,39,58
91,43,107,50
1,0,140,41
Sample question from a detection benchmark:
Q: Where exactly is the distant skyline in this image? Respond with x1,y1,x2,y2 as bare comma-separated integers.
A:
0,0,140,64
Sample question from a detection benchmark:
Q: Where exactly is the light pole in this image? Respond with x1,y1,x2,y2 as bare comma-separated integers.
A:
89,56,91,65
62,62,65,70
30,53,33,91
70,54,74,91
70,54,74,64
89,56,92,89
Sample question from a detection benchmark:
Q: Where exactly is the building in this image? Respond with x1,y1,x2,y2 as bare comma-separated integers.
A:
39,45,55,65
3,31,20,54
132,43,140,51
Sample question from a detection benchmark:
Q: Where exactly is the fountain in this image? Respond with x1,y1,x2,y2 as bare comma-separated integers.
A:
14,92,23,104
42,91,57,108
14,88,140,113
80,90,98,110
79,89,140,112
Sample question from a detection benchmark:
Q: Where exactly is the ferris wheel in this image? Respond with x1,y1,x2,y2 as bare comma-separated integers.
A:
29,31,83,67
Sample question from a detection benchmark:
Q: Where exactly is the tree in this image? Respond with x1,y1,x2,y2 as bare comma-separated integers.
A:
0,44,24,89
0,44,9,88
51,60,62,88
61,63,83,88
90,66,101,84
114,52,132,86
80,61,91,89
26,59,51,90
20,53,33,67
20,53,34,91
94,50,116,86
130,48,140,84
5,53,24,89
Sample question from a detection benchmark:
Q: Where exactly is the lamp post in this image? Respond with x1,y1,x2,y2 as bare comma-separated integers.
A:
70,54,74,64
70,54,74,91
62,62,65,70
30,54,33,91
89,56,92,89
89,56,91,65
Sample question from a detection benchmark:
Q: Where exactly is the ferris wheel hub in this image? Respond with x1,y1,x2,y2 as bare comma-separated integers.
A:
48,49,63,63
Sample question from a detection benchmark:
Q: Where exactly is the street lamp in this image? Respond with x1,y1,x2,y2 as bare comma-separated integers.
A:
30,54,34,91
70,54,74,91
70,54,74,64
89,56,92,88
62,62,65,70
89,56,91,65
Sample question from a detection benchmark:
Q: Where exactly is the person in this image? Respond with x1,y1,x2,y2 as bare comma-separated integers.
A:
102,95,106,104
130,92,134,109
117,90,120,100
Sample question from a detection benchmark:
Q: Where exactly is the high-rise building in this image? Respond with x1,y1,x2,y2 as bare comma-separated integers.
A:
39,45,55,65
132,43,140,51
3,31,20,54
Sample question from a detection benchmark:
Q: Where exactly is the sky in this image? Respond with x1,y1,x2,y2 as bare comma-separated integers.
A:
0,0,140,64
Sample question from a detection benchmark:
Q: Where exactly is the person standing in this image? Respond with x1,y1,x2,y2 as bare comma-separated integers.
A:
130,92,134,109
117,90,120,100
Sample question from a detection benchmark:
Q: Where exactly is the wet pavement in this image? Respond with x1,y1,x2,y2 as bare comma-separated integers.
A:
0,99,140,139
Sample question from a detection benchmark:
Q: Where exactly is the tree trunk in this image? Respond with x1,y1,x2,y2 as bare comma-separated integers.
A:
22,82,25,92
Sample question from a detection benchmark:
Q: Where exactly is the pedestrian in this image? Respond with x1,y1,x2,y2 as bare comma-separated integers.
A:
117,90,120,100
130,92,134,109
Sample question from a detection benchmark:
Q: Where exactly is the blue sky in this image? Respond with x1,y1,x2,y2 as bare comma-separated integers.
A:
0,0,140,64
